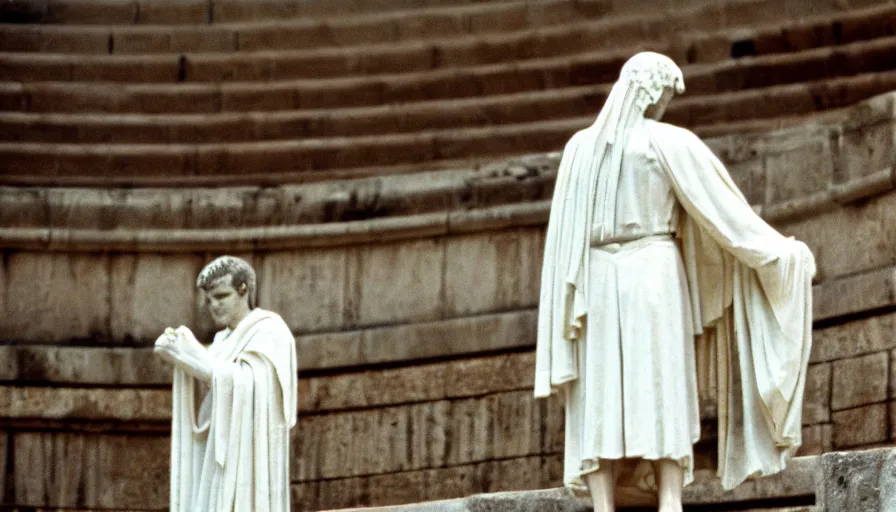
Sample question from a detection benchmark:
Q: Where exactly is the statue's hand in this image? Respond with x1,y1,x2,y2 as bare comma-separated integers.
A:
153,328,182,366
174,326,207,358
155,327,213,382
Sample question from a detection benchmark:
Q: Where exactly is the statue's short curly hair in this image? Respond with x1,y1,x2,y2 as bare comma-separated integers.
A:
196,256,257,309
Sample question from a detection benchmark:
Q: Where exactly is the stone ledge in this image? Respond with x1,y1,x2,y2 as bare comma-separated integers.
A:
326,449,896,511
324,455,819,511
1,165,894,252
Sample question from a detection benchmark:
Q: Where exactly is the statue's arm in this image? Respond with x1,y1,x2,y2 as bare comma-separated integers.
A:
650,123,785,269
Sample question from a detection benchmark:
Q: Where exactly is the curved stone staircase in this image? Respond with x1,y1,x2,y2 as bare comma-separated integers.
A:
3,0,896,188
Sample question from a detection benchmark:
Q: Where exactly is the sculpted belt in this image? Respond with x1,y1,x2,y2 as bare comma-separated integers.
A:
590,233,673,253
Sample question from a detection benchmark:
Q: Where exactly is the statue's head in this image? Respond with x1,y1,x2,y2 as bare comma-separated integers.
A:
618,52,685,121
196,255,257,329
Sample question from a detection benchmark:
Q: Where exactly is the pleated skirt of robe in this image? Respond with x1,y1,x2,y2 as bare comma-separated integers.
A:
563,237,701,484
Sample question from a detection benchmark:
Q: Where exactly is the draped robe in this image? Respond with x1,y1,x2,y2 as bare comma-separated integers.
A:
535,119,815,490
170,308,298,512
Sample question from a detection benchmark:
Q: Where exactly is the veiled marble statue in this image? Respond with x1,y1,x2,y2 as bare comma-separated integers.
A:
154,256,298,512
534,52,816,511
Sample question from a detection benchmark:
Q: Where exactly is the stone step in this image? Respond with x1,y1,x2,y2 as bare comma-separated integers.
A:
4,9,895,85
0,110,829,185
4,0,832,26
0,116,583,182
680,2,896,64
1,49,894,184
0,0,602,54
1,70,892,144
1,0,891,65
0,40,661,83
0,45,653,111
0,113,847,187
0,0,518,25
3,29,895,117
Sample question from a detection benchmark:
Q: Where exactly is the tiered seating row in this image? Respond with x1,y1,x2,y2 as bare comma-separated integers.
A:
0,0,511,25
2,0,892,58
10,0,887,82
2,30,895,185
3,0,896,187
4,69,896,146
0,0,605,54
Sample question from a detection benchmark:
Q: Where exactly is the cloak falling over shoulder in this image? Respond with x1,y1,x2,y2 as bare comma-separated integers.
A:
170,308,298,512
535,120,816,490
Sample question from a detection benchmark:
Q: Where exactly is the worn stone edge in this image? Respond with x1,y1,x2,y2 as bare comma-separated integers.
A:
323,454,821,511
1,166,893,252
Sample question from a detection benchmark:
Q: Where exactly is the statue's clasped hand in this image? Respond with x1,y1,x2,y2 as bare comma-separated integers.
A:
154,327,182,365
154,326,214,382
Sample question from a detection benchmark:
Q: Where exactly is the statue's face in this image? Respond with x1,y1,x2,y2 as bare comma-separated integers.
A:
205,274,249,329
645,86,675,121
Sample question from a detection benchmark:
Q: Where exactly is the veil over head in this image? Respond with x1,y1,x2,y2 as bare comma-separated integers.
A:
590,52,686,240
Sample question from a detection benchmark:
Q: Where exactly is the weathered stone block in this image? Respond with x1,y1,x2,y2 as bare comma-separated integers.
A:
817,448,896,512
831,352,889,411
358,310,537,368
292,455,565,512
109,253,201,343
70,56,180,83
112,29,171,53
138,0,208,24
812,312,896,363
800,423,833,456
3,252,110,343
0,345,168,385
169,27,236,53
397,12,465,41
296,329,364,371
328,16,393,48
293,390,562,482
444,229,543,317
258,248,349,334
811,266,896,323
832,403,888,448
469,3,528,32
12,432,169,509
0,386,169,422
840,121,895,182
293,399,451,481
725,158,765,206
237,23,328,52
47,0,137,24
355,239,444,326
300,351,535,413
781,192,896,283
803,362,831,424
212,0,297,22
764,139,833,203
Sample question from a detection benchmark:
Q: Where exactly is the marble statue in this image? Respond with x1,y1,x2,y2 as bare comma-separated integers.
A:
534,52,816,512
154,255,298,512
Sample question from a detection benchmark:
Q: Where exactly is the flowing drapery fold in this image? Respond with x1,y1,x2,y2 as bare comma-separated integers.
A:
655,123,815,488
